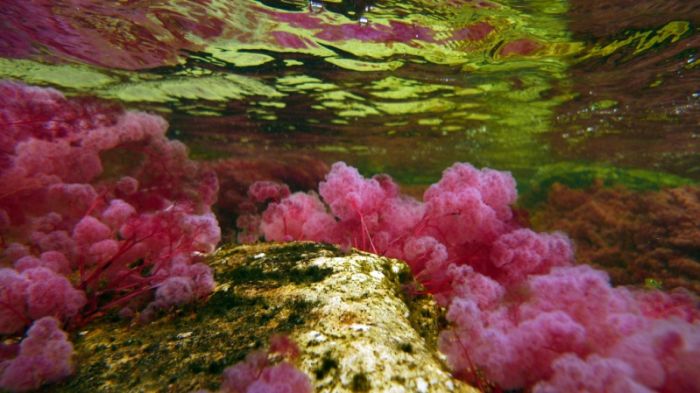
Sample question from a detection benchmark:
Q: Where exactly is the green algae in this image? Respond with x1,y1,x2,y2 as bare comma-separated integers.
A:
520,161,696,208
581,21,692,61
0,58,118,89
100,74,283,103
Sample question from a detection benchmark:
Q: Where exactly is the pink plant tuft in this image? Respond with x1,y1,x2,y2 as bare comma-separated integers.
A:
260,193,335,242
23,267,87,322
39,251,72,274
490,228,573,285
0,81,222,388
318,161,389,221
13,256,43,272
0,269,30,335
116,176,139,195
153,276,195,308
0,267,86,335
0,317,75,392
2,244,30,263
100,199,137,228
248,181,291,204
532,354,654,393
246,362,313,393
218,337,311,393
73,216,113,245
221,351,269,393
440,264,700,391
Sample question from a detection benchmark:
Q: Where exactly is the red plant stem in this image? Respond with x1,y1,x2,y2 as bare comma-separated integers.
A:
83,190,109,217
97,284,154,311
352,204,377,255
453,329,488,392
381,215,432,255
77,255,87,284
361,214,378,254
0,178,44,200
80,232,154,291
77,284,156,326
98,263,150,296
95,276,145,297
0,119,72,127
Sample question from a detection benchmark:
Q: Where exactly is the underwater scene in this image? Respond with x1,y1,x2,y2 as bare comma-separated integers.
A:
1,0,699,392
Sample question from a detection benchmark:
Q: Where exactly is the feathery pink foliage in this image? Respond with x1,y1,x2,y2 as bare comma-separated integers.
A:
0,81,222,388
0,317,75,392
247,161,700,392
260,193,335,243
253,161,525,292
532,354,654,393
216,336,311,393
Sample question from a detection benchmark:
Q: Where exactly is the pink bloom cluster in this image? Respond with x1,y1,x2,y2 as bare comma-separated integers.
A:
198,335,311,393
1,82,221,389
236,181,292,244
0,317,75,392
247,162,700,392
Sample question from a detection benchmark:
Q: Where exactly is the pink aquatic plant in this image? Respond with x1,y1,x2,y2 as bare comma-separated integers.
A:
0,81,221,390
197,335,311,393
246,161,700,392
0,317,75,392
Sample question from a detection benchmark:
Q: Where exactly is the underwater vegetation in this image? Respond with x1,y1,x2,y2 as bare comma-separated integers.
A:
205,156,329,241
532,181,700,294
0,82,221,391
0,82,699,392
0,317,73,392
241,162,700,391
206,335,312,393
1,0,699,390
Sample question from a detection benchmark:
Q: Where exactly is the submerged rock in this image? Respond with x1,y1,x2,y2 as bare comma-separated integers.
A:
49,242,477,393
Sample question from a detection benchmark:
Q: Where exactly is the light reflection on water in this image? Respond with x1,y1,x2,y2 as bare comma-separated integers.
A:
1,0,699,305
0,0,698,187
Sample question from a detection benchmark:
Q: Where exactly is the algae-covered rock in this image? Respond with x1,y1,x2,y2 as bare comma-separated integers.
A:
49,242,476,393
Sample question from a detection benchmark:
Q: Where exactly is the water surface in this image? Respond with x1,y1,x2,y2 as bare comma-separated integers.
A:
1,0,698,188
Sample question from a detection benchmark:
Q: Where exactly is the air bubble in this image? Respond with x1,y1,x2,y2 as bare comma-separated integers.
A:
310,0,323,13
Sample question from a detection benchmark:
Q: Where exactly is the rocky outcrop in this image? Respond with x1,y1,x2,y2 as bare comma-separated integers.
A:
50,242,477,393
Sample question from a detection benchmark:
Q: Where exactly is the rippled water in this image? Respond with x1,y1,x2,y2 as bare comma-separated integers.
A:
1,0,698,188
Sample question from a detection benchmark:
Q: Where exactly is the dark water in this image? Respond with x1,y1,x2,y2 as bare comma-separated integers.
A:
1,0,699,187
554,1,700,179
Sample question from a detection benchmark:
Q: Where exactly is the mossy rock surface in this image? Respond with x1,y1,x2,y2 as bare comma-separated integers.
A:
46,242,477,393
